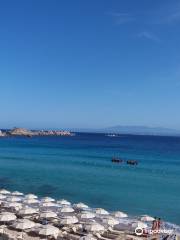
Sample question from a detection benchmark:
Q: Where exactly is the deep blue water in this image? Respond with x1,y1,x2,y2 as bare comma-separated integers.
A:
0,133,180,224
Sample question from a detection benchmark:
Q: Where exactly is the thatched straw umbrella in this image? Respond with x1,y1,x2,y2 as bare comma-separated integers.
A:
18,207,38,216
41,197,55,203
73,203,89,210
6,196,22,202
0,195,7,200
11,191,24,196
59,216,78,225
140,215,154,222
12,219,36,239
112,211,128,218
4,202,22,210
38,224,59,237
84,223,105,233
12,219,35,230
57,199,71,206
39,211,57,219
23,198,39,205
24,194,38,199
0,212,17,223
0,212,17,233
78,212,95,220
59,206,74,213
0,189,11,195
101,217,119,227
40,202,58,207
94,208,109,215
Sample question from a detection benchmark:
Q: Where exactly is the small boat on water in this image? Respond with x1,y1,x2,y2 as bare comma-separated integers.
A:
112,158,124,163
126,160,138,165
111,158,138,165
107,134,119,137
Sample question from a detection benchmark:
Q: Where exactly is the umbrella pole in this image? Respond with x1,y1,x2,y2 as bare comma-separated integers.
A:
21,229,24,240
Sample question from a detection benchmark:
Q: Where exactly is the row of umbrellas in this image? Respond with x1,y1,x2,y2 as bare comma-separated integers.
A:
0,194,129,216
0,210,151,228
0,189,154,233
0,189,155,219
0,212,147,231
0,215,59,237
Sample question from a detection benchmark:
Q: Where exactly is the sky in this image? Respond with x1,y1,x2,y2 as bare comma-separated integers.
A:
0,0,180,130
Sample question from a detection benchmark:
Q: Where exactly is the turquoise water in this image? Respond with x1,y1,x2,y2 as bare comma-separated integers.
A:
0,133,180,224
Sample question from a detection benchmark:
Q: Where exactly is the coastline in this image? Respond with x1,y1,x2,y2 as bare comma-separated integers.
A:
0,188,179,240
0,128,74,137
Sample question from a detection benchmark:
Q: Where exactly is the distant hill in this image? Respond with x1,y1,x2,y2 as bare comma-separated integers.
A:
72,125,180,136
100,125,180,136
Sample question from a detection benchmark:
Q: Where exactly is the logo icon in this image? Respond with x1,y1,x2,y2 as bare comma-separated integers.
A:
135,227,143,236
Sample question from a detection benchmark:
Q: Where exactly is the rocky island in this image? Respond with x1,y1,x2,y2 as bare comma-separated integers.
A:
0,130,6,137
0,128,74,137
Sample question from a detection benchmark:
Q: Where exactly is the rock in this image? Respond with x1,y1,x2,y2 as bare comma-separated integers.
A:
9,128,33,136
1,127,74,137
0,130,6,137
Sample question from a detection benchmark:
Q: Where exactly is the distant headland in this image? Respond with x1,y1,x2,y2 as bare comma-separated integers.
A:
71,125,180,136
0,127,73,137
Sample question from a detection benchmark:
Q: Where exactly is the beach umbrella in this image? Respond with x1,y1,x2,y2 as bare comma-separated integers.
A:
0,212,17,222
0,195,7,200
131,221,148,229
38,225,59,236
59,206,74,213
60,216,78,225
80,234,97,240
57,199,71,205
4,202,22,209
41,197,55,203
25,194,38,199
74,202,89,210
40,202,58,207
0,189,11,195
101,217,119,226
140,215,155,222
78,212,95,220
113,211,128,218
12,219,35,230
95,208,109,215
11,191,24,196
23,198,39,204
40,211,57,219
6,196,22,202
18,207,38,215
84,223,105,232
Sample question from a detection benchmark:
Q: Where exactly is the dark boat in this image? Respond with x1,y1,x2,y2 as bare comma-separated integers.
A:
112,158,124,163
126,160,138,165
111,157,138,165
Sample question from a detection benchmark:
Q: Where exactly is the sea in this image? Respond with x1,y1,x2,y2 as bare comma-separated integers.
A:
0,133,180,225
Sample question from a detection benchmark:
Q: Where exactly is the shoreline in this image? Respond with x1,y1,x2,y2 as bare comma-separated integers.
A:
0,189,179,240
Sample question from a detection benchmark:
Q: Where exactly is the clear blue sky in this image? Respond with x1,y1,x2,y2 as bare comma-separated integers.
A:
0,0,180,129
